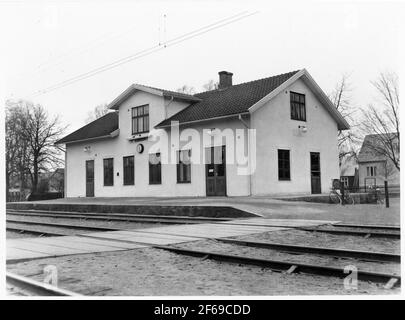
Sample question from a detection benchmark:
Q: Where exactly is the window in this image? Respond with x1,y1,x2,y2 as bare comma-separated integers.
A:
123,156,134,185
278,149,290,180
341,177,349,187
103,158,114,186
132,104,149,134
149,153,161,184
367,166,377,177
177,150,191,183
290,92,306,121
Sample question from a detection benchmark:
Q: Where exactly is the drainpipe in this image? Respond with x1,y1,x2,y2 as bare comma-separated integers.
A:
238,114,252,196
164,95,174,119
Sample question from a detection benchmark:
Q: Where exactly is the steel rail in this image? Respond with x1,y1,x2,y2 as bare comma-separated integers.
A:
7,211,290,229
6,226,67,237
6,212,189,225
298,227,400,239
154,245,400,286
216,238,400,263
333,223,400,231
7,219,119,231
7,210,320,230
6,272,82,296
6,209,232,223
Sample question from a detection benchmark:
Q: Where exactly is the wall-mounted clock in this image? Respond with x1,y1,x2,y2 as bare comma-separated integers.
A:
137,143,144,154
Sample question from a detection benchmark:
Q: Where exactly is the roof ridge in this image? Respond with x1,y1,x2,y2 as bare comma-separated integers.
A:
194,70,301,95
134,83,198,98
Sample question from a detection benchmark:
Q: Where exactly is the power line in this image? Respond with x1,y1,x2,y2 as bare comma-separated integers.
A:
31,11,257,97
33,11,250,95
14,21,147,80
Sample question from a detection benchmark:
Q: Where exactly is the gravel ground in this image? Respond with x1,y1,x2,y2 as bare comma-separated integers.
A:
6,231,34,239
7,247,400,296
232,229,400,254
6,284,30,296
173,239,400,275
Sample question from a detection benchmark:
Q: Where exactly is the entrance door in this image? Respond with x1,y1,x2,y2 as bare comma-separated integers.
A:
310,152,321,194
205,146,226,196
86,160,94,197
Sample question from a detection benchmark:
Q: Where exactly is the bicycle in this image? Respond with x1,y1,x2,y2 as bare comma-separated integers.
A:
329,188,355,205
375,187,385,205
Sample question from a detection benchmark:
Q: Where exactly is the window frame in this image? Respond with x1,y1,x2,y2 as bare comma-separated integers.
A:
367,165,377,177
177,149,192,184
131,104,150,135
123,155,135,186
103,158,114,186
278,149,291,181
290,91,306,121
341,176,349,187
149,152,162,185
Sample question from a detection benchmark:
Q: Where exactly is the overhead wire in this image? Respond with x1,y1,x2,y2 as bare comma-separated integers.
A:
30,11,258,97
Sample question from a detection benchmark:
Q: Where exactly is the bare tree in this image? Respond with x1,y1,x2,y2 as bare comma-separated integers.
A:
176,85,195,95
5,100,67,194
361,71,400,170
5,103,30,200
328,74,360,165
85,103,109,124
202,79,218,91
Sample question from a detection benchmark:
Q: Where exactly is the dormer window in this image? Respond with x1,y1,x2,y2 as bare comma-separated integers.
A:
132,104,149,134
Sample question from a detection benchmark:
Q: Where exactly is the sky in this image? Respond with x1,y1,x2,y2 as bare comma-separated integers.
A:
0,0,402,135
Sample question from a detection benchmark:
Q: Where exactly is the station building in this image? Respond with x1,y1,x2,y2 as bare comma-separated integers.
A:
57,69,349,197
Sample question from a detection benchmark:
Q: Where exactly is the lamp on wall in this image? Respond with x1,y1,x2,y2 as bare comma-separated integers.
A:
207,128,217,136
84,146,91,152
298,125,307,133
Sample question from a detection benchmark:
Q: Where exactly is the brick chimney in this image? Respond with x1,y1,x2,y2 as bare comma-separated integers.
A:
218,71,233,89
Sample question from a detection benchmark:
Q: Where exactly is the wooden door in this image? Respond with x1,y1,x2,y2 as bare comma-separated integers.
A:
310,152,321,194
205,146,226,196
86,160,94,197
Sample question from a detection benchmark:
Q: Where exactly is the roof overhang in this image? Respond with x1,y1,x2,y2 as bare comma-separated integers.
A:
155,112,250,129
57,129,120,145
108,84,201,110
248,69,350,131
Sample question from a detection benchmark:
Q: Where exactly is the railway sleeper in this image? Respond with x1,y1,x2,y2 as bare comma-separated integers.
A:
154,245,400,288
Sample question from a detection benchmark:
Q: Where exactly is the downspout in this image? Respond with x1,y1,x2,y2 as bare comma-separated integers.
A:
64,149,67,198
238,114,252,196
164,95,174,119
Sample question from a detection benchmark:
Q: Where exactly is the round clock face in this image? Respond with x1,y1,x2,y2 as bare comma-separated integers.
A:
137,144,144,154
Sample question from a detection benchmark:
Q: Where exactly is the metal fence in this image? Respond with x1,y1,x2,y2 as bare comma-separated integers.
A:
7,191,27,202
332,179,399,206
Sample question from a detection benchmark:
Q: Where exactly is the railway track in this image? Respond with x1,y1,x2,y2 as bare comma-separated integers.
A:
7,210,401,242
6,212,400,292
6,226,67,237
6,209,232,225
216,238,400,263
6,272,81,296
299,226,400,239
154,245,400,288
7,210,401,234
334,223,400,231
7,219,120,231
